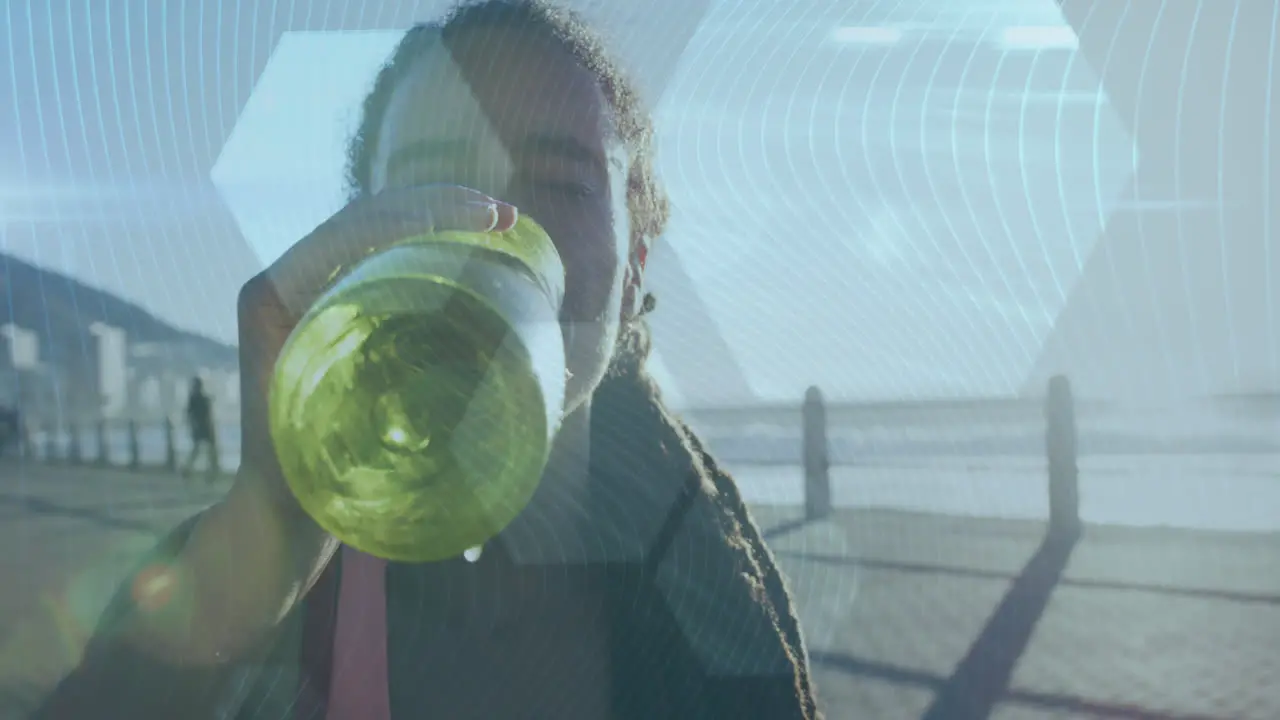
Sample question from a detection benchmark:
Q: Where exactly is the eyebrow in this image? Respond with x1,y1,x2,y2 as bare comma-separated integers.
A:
385,133,609,179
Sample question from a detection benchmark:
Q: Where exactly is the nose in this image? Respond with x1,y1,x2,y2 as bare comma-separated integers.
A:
449,138,517,204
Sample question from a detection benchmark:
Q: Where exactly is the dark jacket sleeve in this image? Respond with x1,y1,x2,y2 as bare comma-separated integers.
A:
640,431,823,720
694,419,824,718
704,461,823,719
31,513,243,720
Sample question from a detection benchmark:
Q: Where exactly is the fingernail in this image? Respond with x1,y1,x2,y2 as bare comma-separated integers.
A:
469,201,500,231
494,202,518,231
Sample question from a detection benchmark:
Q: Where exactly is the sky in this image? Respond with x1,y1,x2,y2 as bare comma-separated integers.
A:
1,0,1275,406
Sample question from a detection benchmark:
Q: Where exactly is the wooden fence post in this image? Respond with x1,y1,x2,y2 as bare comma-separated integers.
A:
68,422,82,465
43,421,56,462
803,386,832,520
1046,375,1081,540
96,420,110,466
128,420,141,469
20,420,33,460
164,417,177,471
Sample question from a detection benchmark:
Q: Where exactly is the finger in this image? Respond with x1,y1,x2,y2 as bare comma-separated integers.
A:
269,200,512,318
347,184,517,234
283,199,500,284
335,184,509,234
353,183,498,215
235,186,509,391
492,201,518,232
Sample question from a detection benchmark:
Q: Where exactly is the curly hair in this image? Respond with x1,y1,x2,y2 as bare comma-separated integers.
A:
343,0,669,373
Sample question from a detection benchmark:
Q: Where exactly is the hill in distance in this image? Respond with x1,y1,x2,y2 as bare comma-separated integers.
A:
0,251,237,368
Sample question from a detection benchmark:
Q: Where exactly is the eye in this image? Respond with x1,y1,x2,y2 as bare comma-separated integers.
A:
515,173,596,200
546,180,595,198
386,164,454,190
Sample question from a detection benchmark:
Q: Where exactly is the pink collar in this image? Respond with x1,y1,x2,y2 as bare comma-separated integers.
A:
325,545,391,720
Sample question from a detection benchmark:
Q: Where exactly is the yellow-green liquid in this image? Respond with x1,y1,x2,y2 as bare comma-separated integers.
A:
269,218,562,562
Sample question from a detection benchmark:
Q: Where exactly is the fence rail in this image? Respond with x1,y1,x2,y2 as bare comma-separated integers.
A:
2,379,1085,536
4,416,230,475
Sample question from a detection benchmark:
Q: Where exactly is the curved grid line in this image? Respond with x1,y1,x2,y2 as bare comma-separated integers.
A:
160,2,218,341
187,0,215,180
913,8,1004,513
738,2,814,280
887,5,1003,393
729,6,825,421
1125,0,1179,397
735,3,887,399
660,0,772,400
789,4,918,391
1172,0,1211,394
793,0,921,394
59,0,137,512
737,0,860,652
1048,0,1120,391
857,0,996,398
1016,36,1069,307
102,2,138,179
948,10,1049,381
1266,0,1279,378
204,0,237,325
839,0,978,400
924,9,1033,375
42,0,112,426
836,0,960,400
247,3,264,174
1215,0,1243,384
83,0,158,337
135,1,198,332
980,26,1056,345
6,0,58,555
130,2,165,178
104,0,182,337
671,0,764,251
685,0,757,226
645,0,865,671
896,5,1023,394
159,4,189,176
203,0,244,340
302,0,316,38
27,0,91,429
1086,0,1140,385
629,0,781,671
917,7,1029,392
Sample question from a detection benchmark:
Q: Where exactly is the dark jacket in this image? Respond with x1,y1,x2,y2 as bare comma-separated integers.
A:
187,392,214,441
34,377,819,719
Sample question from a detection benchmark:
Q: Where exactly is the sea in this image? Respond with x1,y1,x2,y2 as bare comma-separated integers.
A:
25,402,1280,534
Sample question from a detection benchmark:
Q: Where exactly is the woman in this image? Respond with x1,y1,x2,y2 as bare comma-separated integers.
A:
35,1,820,718
181,377,220,482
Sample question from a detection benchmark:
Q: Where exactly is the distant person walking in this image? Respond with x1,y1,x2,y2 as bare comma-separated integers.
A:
181,377,219,482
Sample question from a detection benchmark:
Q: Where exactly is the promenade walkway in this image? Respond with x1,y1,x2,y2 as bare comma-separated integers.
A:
753,506,1280,719
2,460,1277,719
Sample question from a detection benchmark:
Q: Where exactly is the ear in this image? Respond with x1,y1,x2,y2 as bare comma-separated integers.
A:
634,234,651,273
622,235,653,319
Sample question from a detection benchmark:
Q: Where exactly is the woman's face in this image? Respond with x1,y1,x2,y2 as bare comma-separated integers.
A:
369,27,634,414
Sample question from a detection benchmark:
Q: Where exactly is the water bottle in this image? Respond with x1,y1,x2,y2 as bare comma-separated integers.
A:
269,214,567,562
